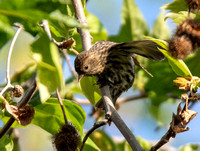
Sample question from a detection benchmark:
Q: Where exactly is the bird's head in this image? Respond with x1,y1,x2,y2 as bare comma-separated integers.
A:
74,50,105,81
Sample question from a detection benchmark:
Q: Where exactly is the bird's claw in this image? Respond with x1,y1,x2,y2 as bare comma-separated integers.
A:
105,111,112,125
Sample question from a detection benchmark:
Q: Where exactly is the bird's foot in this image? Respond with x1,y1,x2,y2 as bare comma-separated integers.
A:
105,111,112,125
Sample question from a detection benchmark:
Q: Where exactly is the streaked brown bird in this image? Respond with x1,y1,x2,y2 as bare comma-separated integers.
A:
74,40,164,108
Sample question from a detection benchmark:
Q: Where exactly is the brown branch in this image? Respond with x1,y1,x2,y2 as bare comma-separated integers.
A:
80,118,109,151
150,96,197,151
0,80,37,138
150,127,175,151
56,88,68,124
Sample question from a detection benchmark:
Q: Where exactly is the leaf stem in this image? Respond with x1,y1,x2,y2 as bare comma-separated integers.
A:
0,24,23,96
56,88,68,124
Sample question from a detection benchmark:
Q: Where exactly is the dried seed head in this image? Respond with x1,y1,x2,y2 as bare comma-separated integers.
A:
176,18,200,38
62,39,75,49
53,123,81,151
173,76,192,91
169,18,200,59
169,36,193,59
6,104,35,126
185,0,200,11
12,85,24,97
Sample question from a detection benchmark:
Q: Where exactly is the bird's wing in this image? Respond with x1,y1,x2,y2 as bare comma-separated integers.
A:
108,40,165,61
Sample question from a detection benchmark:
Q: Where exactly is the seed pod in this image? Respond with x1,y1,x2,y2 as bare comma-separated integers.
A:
12,85,24,97
185,0,200,11
53,123,81,151
169,36,193,59
6,104,35,126
169,18,200,59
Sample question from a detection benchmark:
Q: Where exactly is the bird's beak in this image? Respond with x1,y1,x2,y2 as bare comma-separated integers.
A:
78,74,84,82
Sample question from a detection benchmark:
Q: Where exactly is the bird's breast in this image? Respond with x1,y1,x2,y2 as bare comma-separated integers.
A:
98,58,135,101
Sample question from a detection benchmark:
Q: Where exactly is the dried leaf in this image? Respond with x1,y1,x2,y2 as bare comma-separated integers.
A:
6,104,34,126
181,109,197,124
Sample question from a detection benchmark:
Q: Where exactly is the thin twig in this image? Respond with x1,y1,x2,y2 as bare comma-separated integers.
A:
117,92,147,105
41,20,78,78
41,20,52,40
69,48,79,55
74,94,147,105
150,127,174,151
60,49,77,78
56,88,68,124
0,80,37,138
0,24,23,96
80,119,109,151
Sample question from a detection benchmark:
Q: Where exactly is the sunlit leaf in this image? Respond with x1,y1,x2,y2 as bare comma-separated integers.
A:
152,11,170,39
165,11,194,24
145,36,168,50
0,134,13,151
90,130,116,151
179,144,199,151
31,32,63,102
80,77,101,105
158,48,192,76
82,135,100,151
136,137,151,151
32,98,86,135
162,0,188,13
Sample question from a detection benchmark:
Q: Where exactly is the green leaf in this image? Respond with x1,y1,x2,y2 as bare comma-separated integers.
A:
165,11,194,24
87,13,108,43
179,144,199,151
82,135,100,151
152,11,170,39
109,0,148,42
31,32,63,102
0,9,49,35
0,96,6,103
162,0,188,13
32,98,86,135
0,134,14,151
0,15,14,47
116,137,151,151
186,50,200,75
80,77,101,105
158,48,192,76
50,10,81,37
136,137,151,151
145,36,168,50
63,78,81,100
90,130,116,151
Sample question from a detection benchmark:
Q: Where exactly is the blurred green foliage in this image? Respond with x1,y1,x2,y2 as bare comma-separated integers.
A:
0,0,200,150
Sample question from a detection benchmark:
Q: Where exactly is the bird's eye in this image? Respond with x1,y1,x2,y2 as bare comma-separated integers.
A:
84,66,88,70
